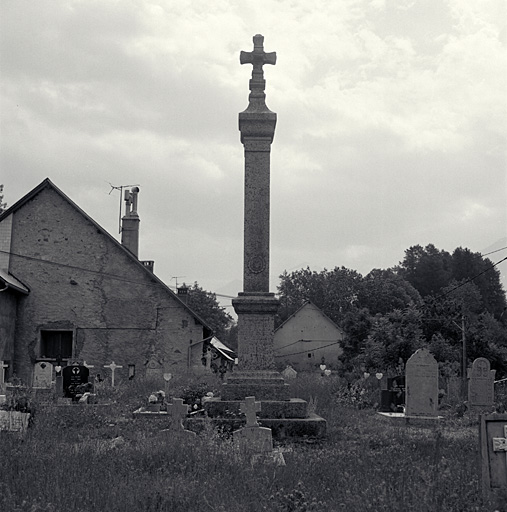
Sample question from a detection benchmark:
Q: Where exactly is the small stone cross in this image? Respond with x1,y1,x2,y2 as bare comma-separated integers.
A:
83,361,94,369
240,34,276,106
103,361,123,387
0,360,8,386
167,398,189,430
240,396,262,427
493,425,507,465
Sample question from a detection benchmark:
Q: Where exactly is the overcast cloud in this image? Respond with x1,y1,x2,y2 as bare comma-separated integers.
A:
1,0,506,312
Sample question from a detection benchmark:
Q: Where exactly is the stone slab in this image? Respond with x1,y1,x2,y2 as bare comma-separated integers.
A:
377,412,443,427
203,398,308,419
186,413,326,439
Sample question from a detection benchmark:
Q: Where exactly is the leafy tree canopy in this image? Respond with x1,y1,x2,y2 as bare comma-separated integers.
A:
0,185,6,213
184,282,233,341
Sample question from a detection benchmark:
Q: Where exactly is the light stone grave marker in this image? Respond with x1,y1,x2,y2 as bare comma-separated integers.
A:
33,362,53,389
0,361,8,391
162,398,196,439
145,355,163,380
468,357,495,411
281,365,297,380
103,361,123,387
405,348,439,418
233,396,283,464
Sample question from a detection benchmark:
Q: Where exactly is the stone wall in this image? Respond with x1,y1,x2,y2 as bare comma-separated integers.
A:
9,185,204,384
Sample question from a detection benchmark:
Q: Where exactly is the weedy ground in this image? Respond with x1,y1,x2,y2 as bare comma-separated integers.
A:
1,374,505,512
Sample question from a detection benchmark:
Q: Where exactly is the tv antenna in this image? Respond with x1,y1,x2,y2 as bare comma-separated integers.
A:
171,276,186,290
108,182,140,233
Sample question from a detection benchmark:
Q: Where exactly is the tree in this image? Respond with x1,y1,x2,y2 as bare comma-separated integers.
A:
357,268,422,315
184,282,233,341
0,185,6,213
398,244,452,296
277,266,363,326
451,247,506,319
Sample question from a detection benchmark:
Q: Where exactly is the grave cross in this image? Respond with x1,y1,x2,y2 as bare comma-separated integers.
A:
83,361,94,369
240,34,276,105
240,396,262,427
167,398,189,430
0,361,8,387
103,361,123,387
492,425,507,465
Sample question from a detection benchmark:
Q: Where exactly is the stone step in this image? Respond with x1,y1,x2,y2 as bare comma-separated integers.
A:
203,397,308,419
221,382,290,400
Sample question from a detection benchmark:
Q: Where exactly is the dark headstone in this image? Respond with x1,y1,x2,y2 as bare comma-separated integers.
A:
62,364,89,399
379,376,405,412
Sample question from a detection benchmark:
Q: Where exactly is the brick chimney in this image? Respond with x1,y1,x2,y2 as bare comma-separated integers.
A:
177,283,189,304
121,187,140,258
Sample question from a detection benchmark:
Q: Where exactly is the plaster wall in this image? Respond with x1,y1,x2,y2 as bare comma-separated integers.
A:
8,186,203,384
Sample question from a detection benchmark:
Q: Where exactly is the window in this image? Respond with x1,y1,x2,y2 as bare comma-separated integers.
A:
182,320,188,328
40,330,73,359
308,353,312,358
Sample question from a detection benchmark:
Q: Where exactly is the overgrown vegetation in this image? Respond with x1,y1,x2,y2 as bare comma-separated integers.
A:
277,244,507,378
1,374,504,511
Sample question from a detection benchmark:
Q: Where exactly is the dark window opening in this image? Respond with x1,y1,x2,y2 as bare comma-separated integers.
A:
41,330,73,359
182,320,188,328
308,353,312,358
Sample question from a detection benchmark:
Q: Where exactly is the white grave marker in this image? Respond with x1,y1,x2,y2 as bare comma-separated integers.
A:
103,361,123,387
33,362,53,389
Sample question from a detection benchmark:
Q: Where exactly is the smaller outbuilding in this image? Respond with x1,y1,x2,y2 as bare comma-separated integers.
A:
274,301,344,372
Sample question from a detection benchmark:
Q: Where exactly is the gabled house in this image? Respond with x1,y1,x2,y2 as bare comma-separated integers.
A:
274,301,344,372
0,178,212,385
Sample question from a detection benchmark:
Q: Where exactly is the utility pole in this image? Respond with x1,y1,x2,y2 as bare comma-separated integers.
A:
461,313,467,400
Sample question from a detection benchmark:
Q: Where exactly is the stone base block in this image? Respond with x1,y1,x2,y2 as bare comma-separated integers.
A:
222,370,290,400
221,382,290,400
204,398,308,419
377,412,443,427
186,413,326,439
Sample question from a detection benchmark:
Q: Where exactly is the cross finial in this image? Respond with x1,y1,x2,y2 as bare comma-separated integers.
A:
240,34,276,111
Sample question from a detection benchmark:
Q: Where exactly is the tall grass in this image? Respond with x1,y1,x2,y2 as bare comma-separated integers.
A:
0,375,501,512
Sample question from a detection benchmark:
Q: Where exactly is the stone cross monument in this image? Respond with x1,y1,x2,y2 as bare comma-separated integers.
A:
223,35,288,400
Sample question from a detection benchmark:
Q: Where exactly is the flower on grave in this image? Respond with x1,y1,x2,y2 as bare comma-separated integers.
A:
202,391,214,404
148,390,166,404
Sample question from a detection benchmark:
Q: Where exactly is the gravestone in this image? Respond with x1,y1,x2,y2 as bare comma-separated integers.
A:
145,355,163,380
234,396,273,458
0,410,30,432
480,413,507,504
281,365,297,380
103,361,123,387
468,358,496,411
447,375,462,401
33,362,53,389
0,360,8,392
405,348,439,417
162,398,196,440
62,364,89,399
380,375,405,413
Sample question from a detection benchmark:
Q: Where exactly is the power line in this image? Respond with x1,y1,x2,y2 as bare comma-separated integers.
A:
434,255,507,300
482,246,507,257
275,340,342,357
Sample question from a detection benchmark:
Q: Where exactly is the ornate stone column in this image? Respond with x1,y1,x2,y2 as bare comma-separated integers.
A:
223,35,288,400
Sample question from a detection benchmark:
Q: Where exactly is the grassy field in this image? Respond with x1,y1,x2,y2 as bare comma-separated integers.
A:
1,374,505,512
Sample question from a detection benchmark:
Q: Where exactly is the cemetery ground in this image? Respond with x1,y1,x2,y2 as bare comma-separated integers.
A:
1,374,506,512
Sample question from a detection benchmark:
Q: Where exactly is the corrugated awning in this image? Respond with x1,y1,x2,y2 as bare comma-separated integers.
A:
0,269,29,294
210,336,235,361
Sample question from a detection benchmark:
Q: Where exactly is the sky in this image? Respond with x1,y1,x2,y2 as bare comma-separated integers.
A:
1,0,506,313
